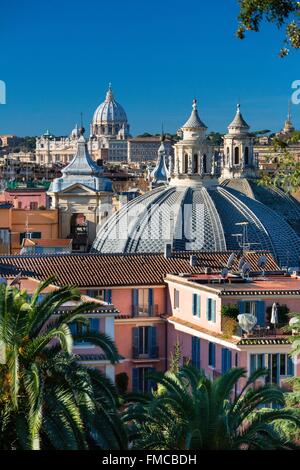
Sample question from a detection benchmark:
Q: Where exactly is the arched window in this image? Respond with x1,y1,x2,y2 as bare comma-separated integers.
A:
234,147,239,165
203,154,207,174
244,146,249,165
226,147,230,156
193,154,198,174
184,154,189,174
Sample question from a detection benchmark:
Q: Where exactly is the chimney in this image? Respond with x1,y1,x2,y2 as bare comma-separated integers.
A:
204,267,212,274
164,243,172,259
190,255,197,267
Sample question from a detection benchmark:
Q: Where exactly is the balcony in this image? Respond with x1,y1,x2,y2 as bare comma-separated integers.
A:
235,325,290,339
132,304,158,317
132,345,159,360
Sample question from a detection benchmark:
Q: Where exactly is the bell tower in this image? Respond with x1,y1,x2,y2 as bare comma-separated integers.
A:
221,104,256,179
171,99,217,186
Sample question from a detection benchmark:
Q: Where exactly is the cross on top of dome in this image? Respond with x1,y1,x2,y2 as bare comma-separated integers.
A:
105,83,114,102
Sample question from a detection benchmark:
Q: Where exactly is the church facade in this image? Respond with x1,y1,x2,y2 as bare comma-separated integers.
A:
36,85,130,166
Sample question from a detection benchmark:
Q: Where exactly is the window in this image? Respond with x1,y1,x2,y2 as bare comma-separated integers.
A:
18,201,22,209
202,154,207,173
234,147,239,165
87,289,109,301
251,353,294,384
239,301,265,326
30,202,38,210
132,326,157,358
206,298,216,322
222,348,232,374
184,154,189,174
245,146,249,165
132,367,155,392
132,288,154,316
69,318,100,346
193,154,198,174
208,342,216,368
192,293,201,317
191,336,200,369
174,289,180,309
19,231,42,244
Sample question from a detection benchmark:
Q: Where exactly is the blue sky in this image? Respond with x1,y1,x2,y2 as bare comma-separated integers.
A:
0,0,299,136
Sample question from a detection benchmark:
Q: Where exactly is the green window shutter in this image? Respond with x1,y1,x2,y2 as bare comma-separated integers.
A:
212,300,216,322
148,326,157,358
250,354,256,375
132,368,139,392
197,295,201,317
206,298,211,320
192,294,197,316
256,301,265,326
287,356,294,376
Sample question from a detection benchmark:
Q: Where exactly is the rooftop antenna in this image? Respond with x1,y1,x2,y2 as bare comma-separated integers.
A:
226,252,236,269
241,261,251,279
257,255,267,277
221,267,229,281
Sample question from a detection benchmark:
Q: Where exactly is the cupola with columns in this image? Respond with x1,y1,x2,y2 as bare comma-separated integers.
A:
171,99,217,186
221,104,257,179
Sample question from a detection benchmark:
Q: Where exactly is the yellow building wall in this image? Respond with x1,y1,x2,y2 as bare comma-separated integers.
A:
0,207,59,253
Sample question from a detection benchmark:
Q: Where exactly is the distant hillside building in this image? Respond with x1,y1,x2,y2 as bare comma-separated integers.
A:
47,130,112,252
36,84,130,165
128,135,175,163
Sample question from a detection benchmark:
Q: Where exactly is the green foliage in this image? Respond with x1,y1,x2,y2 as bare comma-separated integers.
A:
285,312,300,356
207,132,224,145
123,365,300,450
259,137,300,193
221,304,239,319
0,277,126,450
253,129,271,135
236,0,300,56
169,338,181,374
222,317,238,337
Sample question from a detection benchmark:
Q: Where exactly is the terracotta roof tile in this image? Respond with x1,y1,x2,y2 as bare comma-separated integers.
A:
0,251,280,288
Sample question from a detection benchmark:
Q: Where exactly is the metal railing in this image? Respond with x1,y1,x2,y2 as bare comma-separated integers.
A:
132,304,158,317
132,345,159,359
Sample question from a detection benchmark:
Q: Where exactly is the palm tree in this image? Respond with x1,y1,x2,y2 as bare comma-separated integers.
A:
123,365,300,450
0,276,127,450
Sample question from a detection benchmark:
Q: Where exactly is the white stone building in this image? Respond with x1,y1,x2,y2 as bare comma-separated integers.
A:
36,85,130,165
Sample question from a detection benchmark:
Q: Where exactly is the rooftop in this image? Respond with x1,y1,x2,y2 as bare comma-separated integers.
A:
166,273,300,296
0,251,280,288
22,239,72,248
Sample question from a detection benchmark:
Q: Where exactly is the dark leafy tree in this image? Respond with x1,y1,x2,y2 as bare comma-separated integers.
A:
236,1,300,56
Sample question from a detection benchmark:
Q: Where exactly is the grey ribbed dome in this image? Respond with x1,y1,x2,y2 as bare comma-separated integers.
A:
181,99,207,129
92,181,300,267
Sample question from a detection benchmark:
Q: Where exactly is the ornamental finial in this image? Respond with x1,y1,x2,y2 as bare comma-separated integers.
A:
192,98,197,111
106,83,113,101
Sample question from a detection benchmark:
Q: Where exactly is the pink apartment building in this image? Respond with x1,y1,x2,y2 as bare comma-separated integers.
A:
166,273,299,392
0,187,49,209
0,251,299,393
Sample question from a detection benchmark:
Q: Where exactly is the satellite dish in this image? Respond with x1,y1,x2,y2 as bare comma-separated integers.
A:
238,257,246,271
221,267,229,279
258,255,267,269
226,253,236,269
238,314,257,333
242,262,251,278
